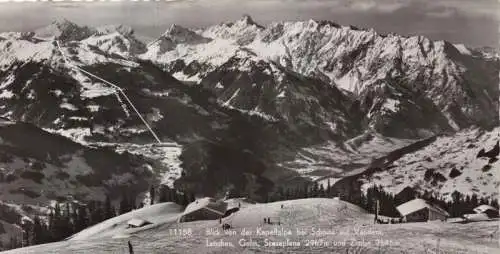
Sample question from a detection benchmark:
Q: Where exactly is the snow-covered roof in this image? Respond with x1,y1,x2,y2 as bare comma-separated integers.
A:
473,205,498,214
225,199,241,210
463,213,491,222
224,197,254,210
127,218,151,227
183,197,227,216
396,199,449,217
0,117,15,126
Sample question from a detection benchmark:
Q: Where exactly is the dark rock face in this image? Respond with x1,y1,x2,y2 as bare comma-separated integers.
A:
449,168,462,178
486,142,499,158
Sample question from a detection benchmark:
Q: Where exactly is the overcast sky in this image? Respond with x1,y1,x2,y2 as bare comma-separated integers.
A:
0,0,498,48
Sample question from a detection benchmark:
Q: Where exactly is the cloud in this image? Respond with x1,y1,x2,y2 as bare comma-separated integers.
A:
52,3,80,9
424,6,458,18
431,0,500,19
341,0,410,13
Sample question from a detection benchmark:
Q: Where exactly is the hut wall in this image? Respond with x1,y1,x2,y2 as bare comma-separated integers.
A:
405,209,428,222
180,208,221,222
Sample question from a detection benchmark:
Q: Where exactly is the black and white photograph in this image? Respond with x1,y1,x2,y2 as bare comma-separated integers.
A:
0,0,498,253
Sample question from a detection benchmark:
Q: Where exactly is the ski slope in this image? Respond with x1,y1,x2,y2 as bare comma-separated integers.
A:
69,202,184,241
3,198,499,253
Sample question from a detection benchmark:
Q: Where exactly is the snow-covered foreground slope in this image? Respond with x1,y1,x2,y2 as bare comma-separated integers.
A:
69,202,183,241
4,198,499,254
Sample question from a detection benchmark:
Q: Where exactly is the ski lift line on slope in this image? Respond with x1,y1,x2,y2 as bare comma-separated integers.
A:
54,40,162,144
114,92,131,118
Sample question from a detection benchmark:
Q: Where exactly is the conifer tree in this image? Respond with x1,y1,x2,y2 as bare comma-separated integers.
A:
471,194,478,211
188,192,196,203
129,193,136,210
119,193,130,215
104,195,115,220
63,203,74,236
312,182,319,197
318,184,325,197
75,206,89,232
326,179,331,197
20,219,32,247
150,186,156,205
181,193,191,207
52,202,66,241
32,215,46,245
451,191,462,217
172,190,180,205
158,185,170,203
490,198,499,209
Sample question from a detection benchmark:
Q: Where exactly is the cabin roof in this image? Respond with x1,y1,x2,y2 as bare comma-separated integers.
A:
396,198,449,217
127,218,151,227
473,205,498,214
183,197,227,216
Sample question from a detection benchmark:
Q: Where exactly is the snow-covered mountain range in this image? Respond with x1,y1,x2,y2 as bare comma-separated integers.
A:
0,16,498,245
143,15,498,136
139,15,498,198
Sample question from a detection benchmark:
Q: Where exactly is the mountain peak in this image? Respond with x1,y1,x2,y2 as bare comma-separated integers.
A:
159,24,211,46
235,14,263,29
165,24,192,35
35,19,94,41
200,15,264,42
315,20,342,29
50,18,78,28
240,14,254,24
96,24,134,36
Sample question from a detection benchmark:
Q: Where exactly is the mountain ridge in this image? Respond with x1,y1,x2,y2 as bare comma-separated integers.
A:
1,15,497,191
142,16,499,138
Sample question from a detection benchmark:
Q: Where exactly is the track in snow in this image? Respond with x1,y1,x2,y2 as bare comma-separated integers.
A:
54,40,162,144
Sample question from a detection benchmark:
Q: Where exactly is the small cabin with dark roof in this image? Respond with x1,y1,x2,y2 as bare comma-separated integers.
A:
396,198,449,222
473,205,499,218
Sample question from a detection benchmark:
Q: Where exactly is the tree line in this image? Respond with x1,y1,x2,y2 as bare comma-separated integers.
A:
154,185,196,206
5,195,117,250
266,180,499,218
4,180,497,250
3,185,195,251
